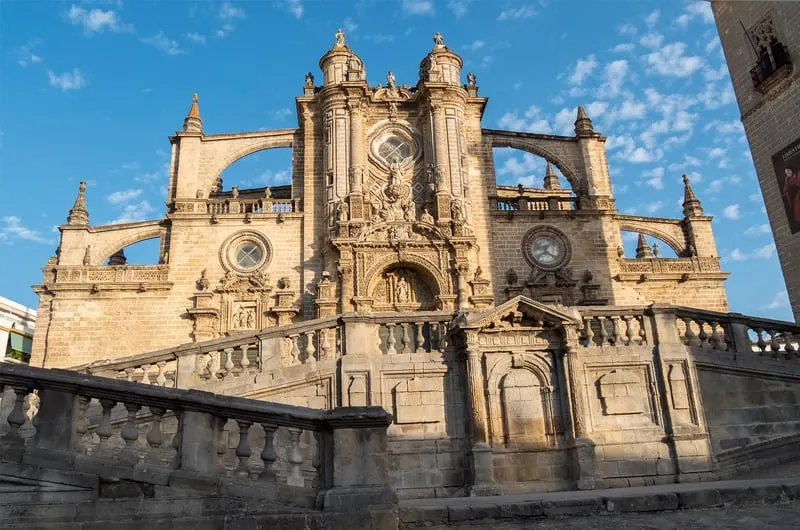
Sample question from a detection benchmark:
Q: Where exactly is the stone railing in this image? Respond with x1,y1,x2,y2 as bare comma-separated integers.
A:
55,265,170,283
489,195,577,212
577,307,651,347
617,257,722,275
0,362,395,511
77,312,456,389
673,307,800,357
207,198,299,215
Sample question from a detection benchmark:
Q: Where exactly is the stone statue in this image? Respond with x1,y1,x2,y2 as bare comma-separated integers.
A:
474,266,484,281
652,242,660,258
264,186,272,199
451,200,465,222
402,201,414,221
396,277,410,304
83,245,91,266
245,309,254,328
389,159,403,184
386,70,396,88
305,72,314,87
433,32,444,46
506,268,518,285
231,186,239,199
336,200,349,222
421,208,434,225
467,72,476,87
196,269,210,291
196,189,204,199
335,28,345,47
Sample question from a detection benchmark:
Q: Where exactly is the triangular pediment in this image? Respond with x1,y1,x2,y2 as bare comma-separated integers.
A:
461,296,580,331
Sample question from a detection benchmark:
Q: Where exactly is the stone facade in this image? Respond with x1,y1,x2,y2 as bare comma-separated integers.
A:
30,31,729,369
710,1,800,322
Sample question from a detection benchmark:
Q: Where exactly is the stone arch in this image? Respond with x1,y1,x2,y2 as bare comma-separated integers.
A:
486,353,552,390
202,130,297,193
617,222,686,256
482,129,583,191
361,253,451,299
92,225,167,266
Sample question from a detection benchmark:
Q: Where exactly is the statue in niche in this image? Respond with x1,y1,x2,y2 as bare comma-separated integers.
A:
389,159,403,184
402,201,414,222
305,72,314,87
506,268,518,285
387,101,398,121
396,276,410,304
336,200,349,222
386,70,396,88
467,72,476,87
246,309,254,328
451,200,466,222
420,208,434,225
425,164,438,199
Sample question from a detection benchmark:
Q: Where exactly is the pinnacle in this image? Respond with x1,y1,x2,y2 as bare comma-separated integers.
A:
574,105,594,137
682,174,703,217
67,181,89,225
183,92,203,133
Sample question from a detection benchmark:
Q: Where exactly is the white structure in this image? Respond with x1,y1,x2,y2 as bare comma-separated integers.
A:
0,296,36,363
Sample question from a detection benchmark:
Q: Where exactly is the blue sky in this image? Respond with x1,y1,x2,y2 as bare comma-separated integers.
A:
0,0,790,321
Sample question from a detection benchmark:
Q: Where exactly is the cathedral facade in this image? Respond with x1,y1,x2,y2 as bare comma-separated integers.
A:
30,31,728,369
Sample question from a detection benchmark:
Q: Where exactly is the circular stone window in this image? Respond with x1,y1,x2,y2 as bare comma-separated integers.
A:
377,135,413,165
221,232,272,274
522,227,572,271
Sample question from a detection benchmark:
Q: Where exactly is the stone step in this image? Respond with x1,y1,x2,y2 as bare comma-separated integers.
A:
398,477,800,529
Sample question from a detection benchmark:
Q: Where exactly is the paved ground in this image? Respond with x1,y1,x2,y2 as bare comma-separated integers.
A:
429,501,800,529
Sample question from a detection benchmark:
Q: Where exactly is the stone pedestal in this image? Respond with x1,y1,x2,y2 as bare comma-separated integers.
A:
569,438,597,490
468,443,502,496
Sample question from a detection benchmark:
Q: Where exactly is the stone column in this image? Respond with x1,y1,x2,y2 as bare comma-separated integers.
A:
456,263,471,312
322,407,397,511
561,324,597,490
431,102,451,221
348,100,365,220
338,260,354,313
465,341,502,496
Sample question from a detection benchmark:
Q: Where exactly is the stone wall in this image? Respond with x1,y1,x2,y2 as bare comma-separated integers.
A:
712,1,800,322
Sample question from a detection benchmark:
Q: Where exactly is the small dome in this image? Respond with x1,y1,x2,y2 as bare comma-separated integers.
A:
418,32,463,86
318,28,366,86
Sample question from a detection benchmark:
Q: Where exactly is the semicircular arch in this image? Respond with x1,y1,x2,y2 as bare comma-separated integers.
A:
204,132,297,193
486,354,553,391
361,253,451,298
94,227,165,266
618,223,685,256
484,133,583,191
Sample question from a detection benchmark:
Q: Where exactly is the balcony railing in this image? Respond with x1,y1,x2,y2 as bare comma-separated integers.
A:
490,196,577,212
750,43,793,93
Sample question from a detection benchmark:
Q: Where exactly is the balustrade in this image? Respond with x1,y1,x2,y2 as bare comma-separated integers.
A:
579,311,649,347
206,198,298,215
377,319,449,355
490,195,577,212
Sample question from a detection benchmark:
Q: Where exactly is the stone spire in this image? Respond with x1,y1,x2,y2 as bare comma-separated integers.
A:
67,181,89,225
108,248,127,266
543,162,560,190
183,93,202,133
574,105,595,137
635,233,653,259
682,174,704,217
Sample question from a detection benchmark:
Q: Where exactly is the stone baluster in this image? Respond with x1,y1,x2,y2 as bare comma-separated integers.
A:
610,316,622,346
638,316,648,345
438,322,448,354
286,427,305,487
156,361,168,386
769,330,781,355
209,350,221,379
146,407,165,450
624,316,635,346
120,402,142,464
73,395,91,453
290,335,301,365
224,348,235,374
754,328,767,353
305,331,317,365
96,399,117,457
260,423,278,482
312,430,324,500
5,386,31,445
216,417,228,470
140,364,152,385
598,316,609,346
115,369,126,381
708,322,722,350
170,410,183,470
697,320,708,347
681,317,696,346
415,322,426,354
125,368,136,382
401,324,412,354
785,332,796,357
196,354,208,379
234,420,253,478
582,317,594,347
319,328,331,361
386,324,398,355
240,345,250,371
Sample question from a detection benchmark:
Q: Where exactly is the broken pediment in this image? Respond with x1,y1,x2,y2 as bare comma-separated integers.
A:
462,295,580,333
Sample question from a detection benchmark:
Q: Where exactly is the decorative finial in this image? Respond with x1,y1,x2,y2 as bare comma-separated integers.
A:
574,105,594,137
183,92,203,133
466,72,477,87
305,72,314,87
433,32,444,47
108,248,127,266
543,162,560,190
67,181,89,225
682,174,704,217
334,28,346,48
635,233,653,259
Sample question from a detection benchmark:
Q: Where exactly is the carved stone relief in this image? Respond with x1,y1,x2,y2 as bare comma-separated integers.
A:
371,266,435,310
597,369,644,415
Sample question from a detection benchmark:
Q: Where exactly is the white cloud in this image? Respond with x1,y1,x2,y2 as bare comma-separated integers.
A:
465,40,484,52
668,155,702,171
186,32,206,45
342,17,357,33
675,2,714,27
107,189,143,204
704,64,728,82
142,32,184,55
723,204,740,220
480,55,493,68
645,201,664,213
762,291,790,311
241,168,292,187
15,42,43,67
611,43,634,53
645,10,660,27
282,0,303,18
745,223,771,236
618,23,637,36
600,59,628,98
448,0,470,17
0,216,54,245
642,167,665,189
497,5,536,21
497,104,552,134
403,0,434,15
626,147,659,164
708,147,726,159
218,2,245,19
568,54,598,86
728,243,776,261
66,5,133,34
48,68,86,91
273,108,292,120
639,33,664,49
112,200,156,224
644,42,704,77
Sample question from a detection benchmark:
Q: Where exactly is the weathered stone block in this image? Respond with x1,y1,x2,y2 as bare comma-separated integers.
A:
677,488,723,508
605,493,679,513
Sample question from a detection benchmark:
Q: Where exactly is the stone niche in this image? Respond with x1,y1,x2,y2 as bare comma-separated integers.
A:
588,365,659,430
371,266,436,311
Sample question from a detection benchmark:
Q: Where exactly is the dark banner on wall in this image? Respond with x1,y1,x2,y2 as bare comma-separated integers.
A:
773,137,800,234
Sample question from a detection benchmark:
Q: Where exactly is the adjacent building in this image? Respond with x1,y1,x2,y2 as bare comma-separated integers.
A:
0,296,36,363
710,1,800,322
